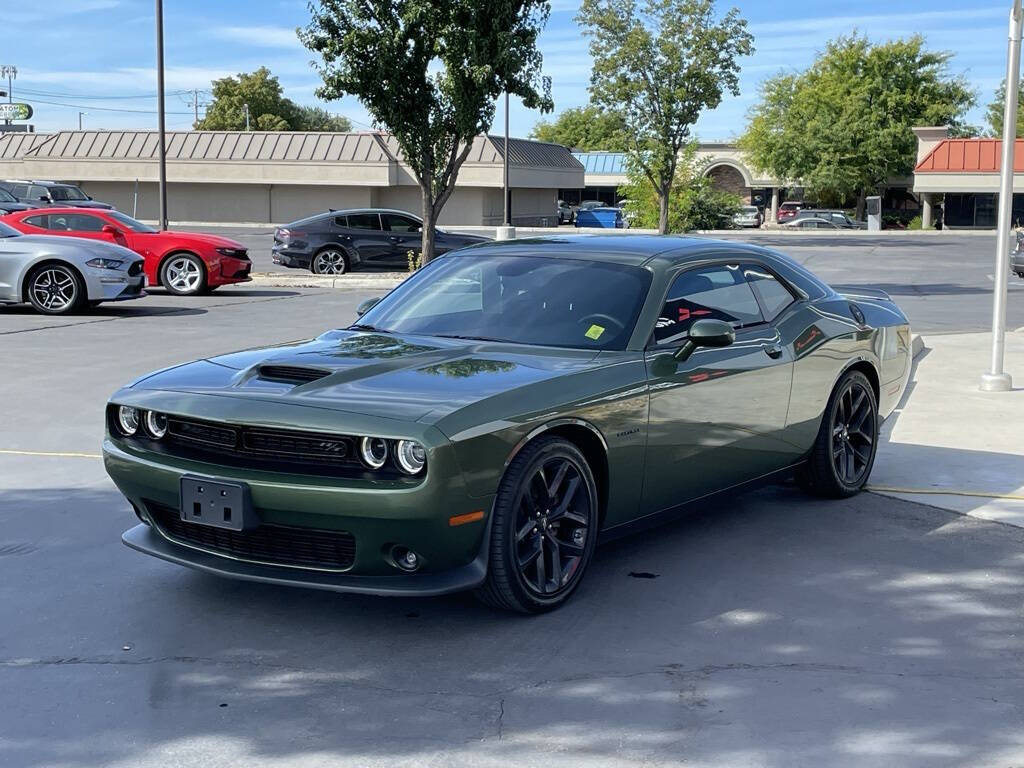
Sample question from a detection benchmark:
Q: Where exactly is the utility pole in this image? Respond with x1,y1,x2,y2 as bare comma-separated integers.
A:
243,103,250,131
497,92,515,240
155,0,168,231
981,0,1022,393
0,66,15,126
78,112,86,130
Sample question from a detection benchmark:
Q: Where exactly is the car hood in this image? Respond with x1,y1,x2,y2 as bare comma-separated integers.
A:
151,231,246,249
131,330,603,424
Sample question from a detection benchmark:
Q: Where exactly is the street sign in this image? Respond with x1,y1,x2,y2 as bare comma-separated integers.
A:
0,103,33,121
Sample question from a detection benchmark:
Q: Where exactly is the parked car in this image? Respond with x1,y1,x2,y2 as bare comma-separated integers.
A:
107,234,911,613
0,180,114,210
776,201,809,224
0,186,39,215
2,208,251,295
0,219,144,315
557,199,572,224
783,217,842,230
792,209,864,229
1013,229,1024,278
575,206,625,228
271,209,491,275
733,205,762,228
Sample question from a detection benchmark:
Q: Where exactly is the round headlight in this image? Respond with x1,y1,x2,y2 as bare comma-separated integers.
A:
145,411,168,439
117,406,140,436
395,440,427,475
359,437,389,469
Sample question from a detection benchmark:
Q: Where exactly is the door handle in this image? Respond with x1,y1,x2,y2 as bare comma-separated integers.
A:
763,344,783,359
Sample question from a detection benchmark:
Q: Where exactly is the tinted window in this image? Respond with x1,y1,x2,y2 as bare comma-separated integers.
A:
24,214,49,229
48,213,105,232
0,221,18,237
359,255,651,351
346,213,381,231
655,263,764,342
0,187,16,203
745,265,796,321
383,214,421,233
107,211,155,233
10,184,30,198
49,185,88,201
30,186,49,200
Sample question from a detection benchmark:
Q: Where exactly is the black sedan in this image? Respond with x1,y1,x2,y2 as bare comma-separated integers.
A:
272,209,492,274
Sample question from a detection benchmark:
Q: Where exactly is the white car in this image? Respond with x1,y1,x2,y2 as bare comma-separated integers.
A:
733,205,762,228
0,219,145,314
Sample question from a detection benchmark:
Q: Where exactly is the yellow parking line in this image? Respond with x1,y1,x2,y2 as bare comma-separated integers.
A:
869,486,1024,502
0,449,102,459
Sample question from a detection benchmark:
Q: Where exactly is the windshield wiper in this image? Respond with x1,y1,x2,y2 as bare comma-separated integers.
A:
348,323,390,333
433,333,511,343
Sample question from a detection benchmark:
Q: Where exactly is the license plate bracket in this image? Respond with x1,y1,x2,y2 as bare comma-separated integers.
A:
179,476,257,531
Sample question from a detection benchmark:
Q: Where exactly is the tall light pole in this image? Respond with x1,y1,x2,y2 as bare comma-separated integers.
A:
503,91,510,226
982,0,1023,392
155,0,169,231
78,112,87,130
0,66,16,126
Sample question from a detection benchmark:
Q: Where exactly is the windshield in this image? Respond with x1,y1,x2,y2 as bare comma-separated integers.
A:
48,185,89,201
0,188,16,203
0,221,20,238
358,254,651,350
107,211,156,233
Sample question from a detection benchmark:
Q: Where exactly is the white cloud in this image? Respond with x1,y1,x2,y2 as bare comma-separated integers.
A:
213,25,301,49
0,0,121,24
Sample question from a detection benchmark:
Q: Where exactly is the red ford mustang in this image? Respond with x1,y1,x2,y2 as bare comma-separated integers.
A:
1,208,251,295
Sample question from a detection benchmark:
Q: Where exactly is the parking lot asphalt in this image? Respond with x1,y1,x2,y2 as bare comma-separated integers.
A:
2,279,1024,767
200,227,1024,334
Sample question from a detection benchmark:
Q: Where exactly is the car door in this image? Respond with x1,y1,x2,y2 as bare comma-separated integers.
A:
340,213,393,266
47,212,121,245
641,260,798,514
381,213,423,263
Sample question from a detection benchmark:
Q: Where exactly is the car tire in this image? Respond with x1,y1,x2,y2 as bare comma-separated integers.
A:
26,263,86,315
799,370,879,498
475,436,599,613
311,248,349,275
160,253,206,296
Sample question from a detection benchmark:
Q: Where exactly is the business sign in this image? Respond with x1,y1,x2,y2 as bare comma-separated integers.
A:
0,103,32,121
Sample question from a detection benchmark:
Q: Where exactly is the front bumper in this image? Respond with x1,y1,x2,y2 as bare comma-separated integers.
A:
85,268,146,301
211,255,252,285
104,434,494,595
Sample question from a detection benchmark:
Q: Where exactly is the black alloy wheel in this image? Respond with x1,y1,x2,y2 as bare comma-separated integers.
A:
801,370,879,498
476,436,599,613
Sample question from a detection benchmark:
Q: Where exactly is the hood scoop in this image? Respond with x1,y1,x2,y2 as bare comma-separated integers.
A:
257,365,332,385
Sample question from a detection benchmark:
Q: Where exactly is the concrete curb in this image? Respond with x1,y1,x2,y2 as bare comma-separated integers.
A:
250,272,407,291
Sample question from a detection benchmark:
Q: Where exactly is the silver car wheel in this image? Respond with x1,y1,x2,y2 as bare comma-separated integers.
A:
165,256,203,294
312,249,347,275
31,267,77,312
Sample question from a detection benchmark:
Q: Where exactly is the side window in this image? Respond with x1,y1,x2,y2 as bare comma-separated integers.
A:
63,214,105,232
654,263,764,343
11,184,30,198
346,213,381,231
744,264,797,321
382,214,421,233
24,214,50,229
30,185,50,200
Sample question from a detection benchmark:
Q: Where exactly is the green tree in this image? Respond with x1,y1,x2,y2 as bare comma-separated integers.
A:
197,67,352,132
740,35,976,216
577,0,753,234
985,79,1024,138
530,105,628,150
619,143,742,231
302,1,554,263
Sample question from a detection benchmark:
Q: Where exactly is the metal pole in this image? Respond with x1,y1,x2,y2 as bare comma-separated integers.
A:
982,0,1022,392
155,0,168,231
78,112,85,130
503,92,510,227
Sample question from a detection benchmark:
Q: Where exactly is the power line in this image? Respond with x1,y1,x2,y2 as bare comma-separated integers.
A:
17,86,202,101
25,96,194,116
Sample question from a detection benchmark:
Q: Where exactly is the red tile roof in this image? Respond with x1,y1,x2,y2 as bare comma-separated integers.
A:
916,138,1024,173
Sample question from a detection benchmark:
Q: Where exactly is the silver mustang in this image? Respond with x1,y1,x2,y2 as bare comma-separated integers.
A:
0,219,145,314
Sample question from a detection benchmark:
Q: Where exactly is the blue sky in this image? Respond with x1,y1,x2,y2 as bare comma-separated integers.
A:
0,0,1011,140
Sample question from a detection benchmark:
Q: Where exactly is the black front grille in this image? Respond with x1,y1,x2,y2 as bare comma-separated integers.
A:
128,261,143,277
258,365,331,385
146,501,356,571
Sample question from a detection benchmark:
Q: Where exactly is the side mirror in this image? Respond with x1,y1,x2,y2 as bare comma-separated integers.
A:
101,224,123,236
673,318,736,361
356,296,382,316
39,195,51,203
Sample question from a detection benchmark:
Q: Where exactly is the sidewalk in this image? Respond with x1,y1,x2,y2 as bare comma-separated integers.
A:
870,329,1024,527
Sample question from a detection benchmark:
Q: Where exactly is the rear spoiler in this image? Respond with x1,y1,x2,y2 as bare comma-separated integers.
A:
832,285,893,302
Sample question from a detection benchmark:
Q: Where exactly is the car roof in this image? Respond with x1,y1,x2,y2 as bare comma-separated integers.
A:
8,207,109,216
450,234,776,267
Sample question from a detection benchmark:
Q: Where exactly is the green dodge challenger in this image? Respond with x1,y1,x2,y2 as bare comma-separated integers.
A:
104,235,912,612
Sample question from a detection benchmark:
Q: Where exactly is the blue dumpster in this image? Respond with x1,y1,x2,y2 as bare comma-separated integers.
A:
575,207,624,228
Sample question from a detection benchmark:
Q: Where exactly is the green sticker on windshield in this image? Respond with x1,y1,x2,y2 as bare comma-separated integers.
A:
585,324,605,340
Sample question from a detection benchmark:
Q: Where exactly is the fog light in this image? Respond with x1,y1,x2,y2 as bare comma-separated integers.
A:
145,411,168,439
395,440,426,475
117,406,140,436
359,437,388,469
391,546,421,572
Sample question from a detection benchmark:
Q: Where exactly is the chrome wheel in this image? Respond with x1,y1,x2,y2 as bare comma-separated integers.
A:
30,266,78,313
830,377,876,487
514,455,592,598
162,255,204,295
312,249,347,275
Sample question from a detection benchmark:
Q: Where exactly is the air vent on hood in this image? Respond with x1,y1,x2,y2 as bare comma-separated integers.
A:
258,365,331,385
